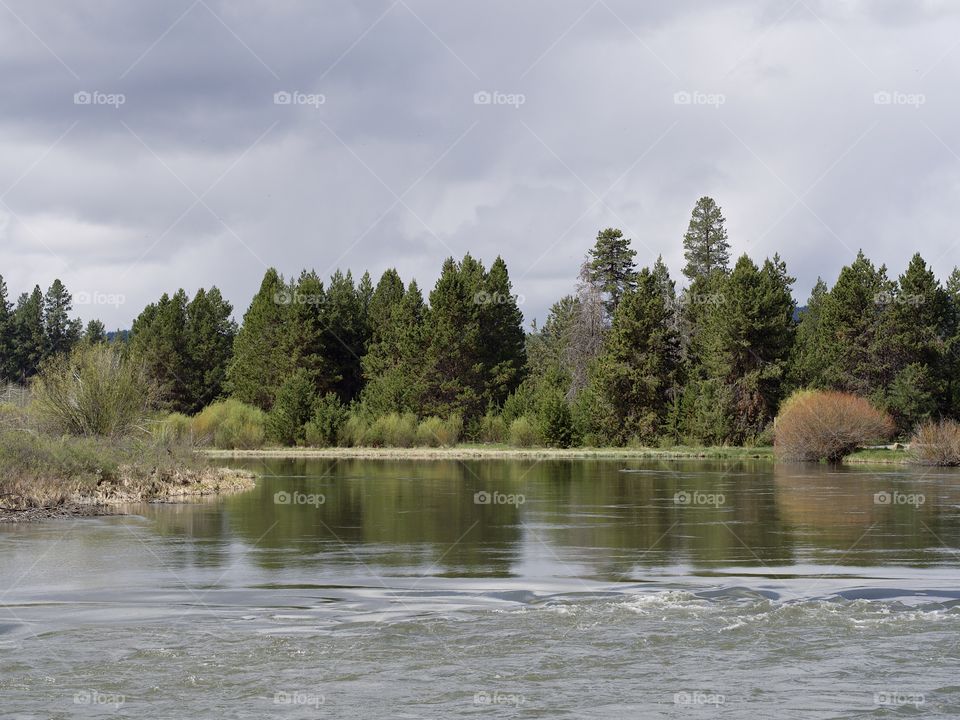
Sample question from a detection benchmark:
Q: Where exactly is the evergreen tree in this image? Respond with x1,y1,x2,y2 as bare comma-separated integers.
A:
285,270,327,391
367,269,404,343
185,287,236,411
588,228,637,317
11,287,44,380
226,268,293,410
129,290,190,411
42,279,81,358
83,319,107,345
479,256,526,406
320,270,367,402
0,275,12,380
790,278,829,388
589,266,680,444
682,196,731,282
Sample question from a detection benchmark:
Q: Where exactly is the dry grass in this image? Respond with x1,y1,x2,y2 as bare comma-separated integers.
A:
910,419,960,466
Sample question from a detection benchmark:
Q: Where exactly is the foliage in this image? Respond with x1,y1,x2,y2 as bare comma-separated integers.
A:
266,369,317,445
30,343,156,437
910,419,960,466
537,387,574,448
304,392,348,447
191,399,266,449
774,390,894,462
478,411,508,444
682,196,730,282
588,228,637,317
508,415,541,447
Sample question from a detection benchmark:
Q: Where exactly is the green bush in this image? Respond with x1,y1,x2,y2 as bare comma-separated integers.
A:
192,399,266,449
154,412,192,446
304,393,348,447
339,413,371,447
509,415,541,447
478,411,508,444
266,369,317,446
537,390,574,448
369,412,417,447
30,344,156,437
415,416,444,447
502,383,535,425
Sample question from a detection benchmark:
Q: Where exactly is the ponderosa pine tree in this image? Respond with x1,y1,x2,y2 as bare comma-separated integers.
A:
129,290,191,411
360,280,427,414
42,279,81,359
226,268,293,410
0,275,12,380
682,196,731,282
184,287,236,411
588,228,637,317
320,270,368,402
589,266,679,444
83,319,107,345
367,269,405,344
11,287,44,380
790,278,829,389
285,270,327,392
479,256,526,406
814,251,892,398
880,253,950,432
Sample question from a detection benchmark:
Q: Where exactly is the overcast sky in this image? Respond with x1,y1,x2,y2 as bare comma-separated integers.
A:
1,0,959,329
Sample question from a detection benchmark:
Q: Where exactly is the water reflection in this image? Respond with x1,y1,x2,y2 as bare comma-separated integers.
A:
138,458,960,579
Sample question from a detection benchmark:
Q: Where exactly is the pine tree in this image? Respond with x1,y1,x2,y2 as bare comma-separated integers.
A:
43,279,81,358
479,256,526,406
367,269,404,343
790,278,829,388
588,228,637,317
83,319,107,345
226,268,293,410
185,287,236,411
589,266,680,444
129,290,190,411
0,275,12,380
285,270,327,391
320,270,367,402
682,196,731,282
11,287,45,380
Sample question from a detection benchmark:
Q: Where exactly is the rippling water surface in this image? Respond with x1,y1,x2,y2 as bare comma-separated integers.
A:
2,458,960,717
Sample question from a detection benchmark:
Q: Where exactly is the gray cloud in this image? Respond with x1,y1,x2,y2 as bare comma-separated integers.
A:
2,0,960,328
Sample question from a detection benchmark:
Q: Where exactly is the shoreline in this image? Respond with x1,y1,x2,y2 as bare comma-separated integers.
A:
203,445,912,464
0,466,256,524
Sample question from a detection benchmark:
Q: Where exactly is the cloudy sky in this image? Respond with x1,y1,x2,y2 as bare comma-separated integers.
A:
1,0,959,329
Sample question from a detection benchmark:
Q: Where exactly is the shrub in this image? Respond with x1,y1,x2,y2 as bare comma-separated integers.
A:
537,390,573,448
192,399,266,449
304,393,348,447
502,383,535,425
415,416,444,447
30,344,156,437
340,413,371,447
910,419,960,466
509,415,541,447
369,412,417,447
478,411,508,444
774,390,894,462
266,369,317,446
154,412,192,446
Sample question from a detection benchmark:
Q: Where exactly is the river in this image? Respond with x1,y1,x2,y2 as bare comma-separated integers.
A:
2,457,959,717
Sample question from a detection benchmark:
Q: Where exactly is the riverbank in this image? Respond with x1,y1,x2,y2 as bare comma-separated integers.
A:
204,444,913,464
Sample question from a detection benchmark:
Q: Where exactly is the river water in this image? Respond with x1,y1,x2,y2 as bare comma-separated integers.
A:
2,457,959,718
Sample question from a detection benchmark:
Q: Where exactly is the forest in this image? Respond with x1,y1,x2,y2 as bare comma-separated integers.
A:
2,196,959,449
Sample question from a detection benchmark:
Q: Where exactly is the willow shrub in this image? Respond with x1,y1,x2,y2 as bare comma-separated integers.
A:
509,416,541,447
191,399,266,449
774,390,894,462
31,344,156,438
910,419,960,466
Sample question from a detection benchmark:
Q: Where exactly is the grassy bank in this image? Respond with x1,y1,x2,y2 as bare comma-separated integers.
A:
0,429,255,522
